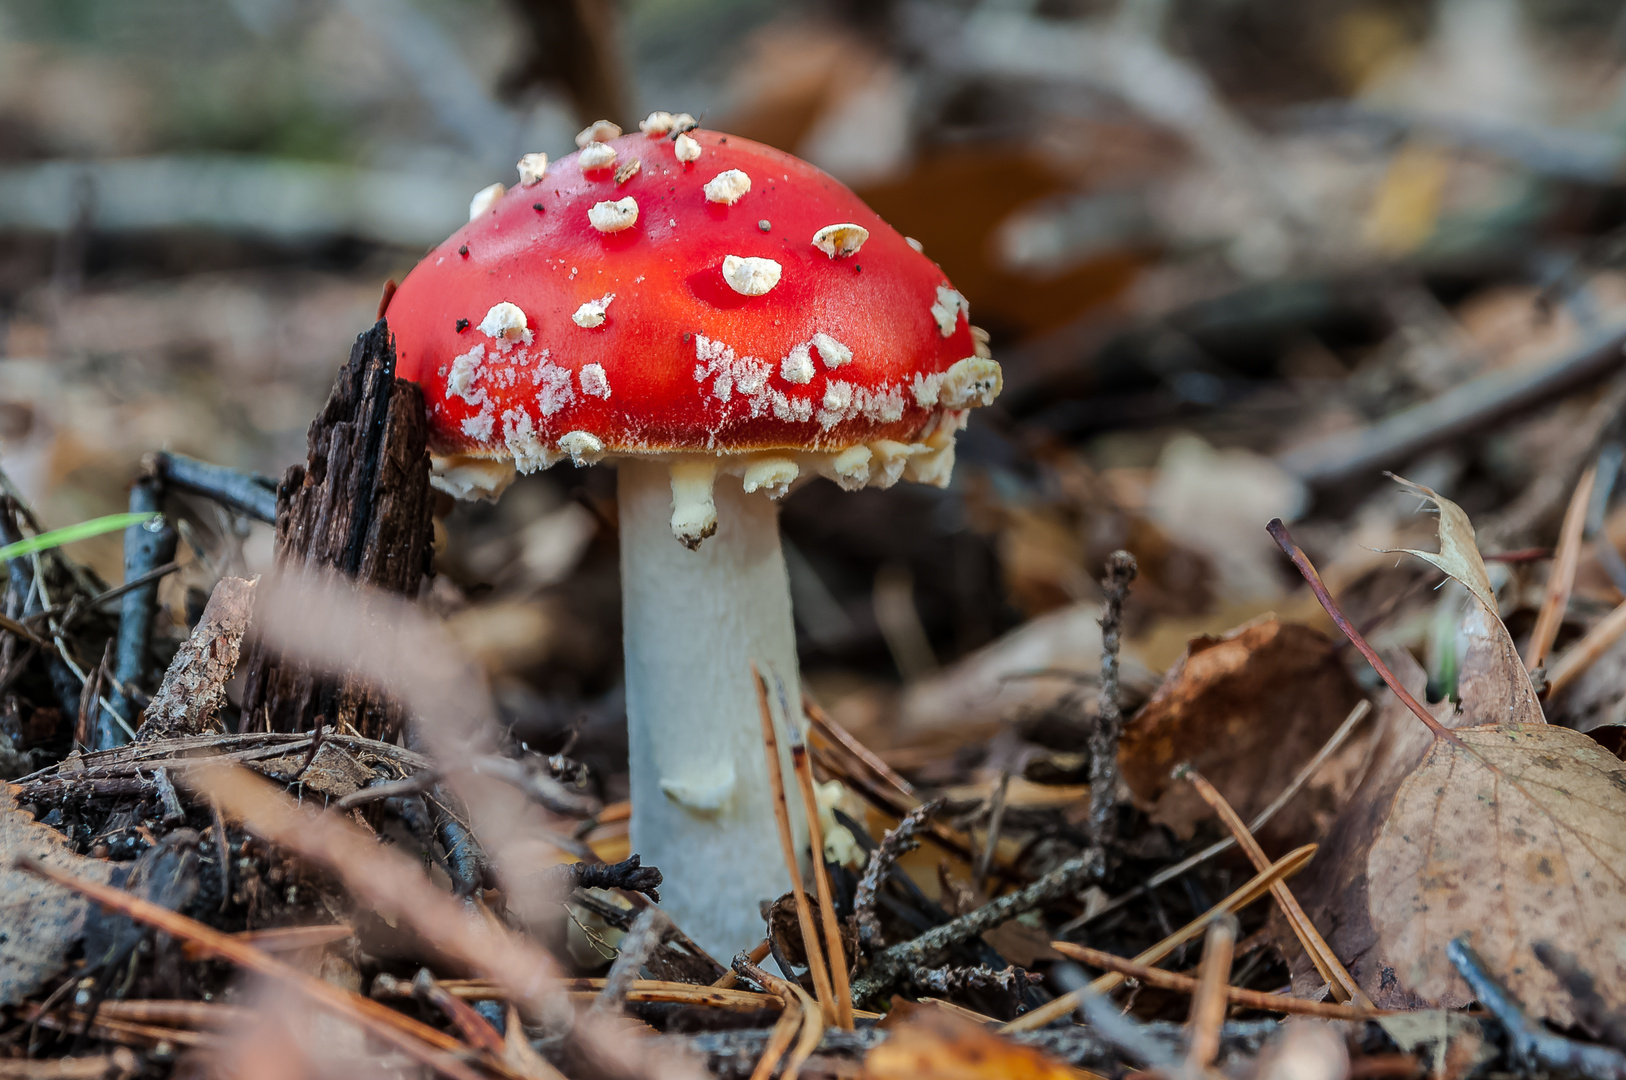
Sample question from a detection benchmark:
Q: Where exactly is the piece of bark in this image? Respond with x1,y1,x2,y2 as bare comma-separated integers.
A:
239,319,434,740
137,576,257,742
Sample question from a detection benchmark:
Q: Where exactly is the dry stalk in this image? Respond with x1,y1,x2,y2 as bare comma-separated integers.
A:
789,737,855,1029
740,960,824,1080
804,694,917,799
1548,599,1626,696
1179,767,1367,1006
1185,915,1238,1072
1065,700,1371,934
1052,942,1389,1020
1527,464,1596,671
751,663,837,1024
592,908,664,1017
1001,843,1318,1032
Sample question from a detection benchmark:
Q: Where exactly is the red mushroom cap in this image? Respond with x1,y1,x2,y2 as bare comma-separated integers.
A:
387,126,999,493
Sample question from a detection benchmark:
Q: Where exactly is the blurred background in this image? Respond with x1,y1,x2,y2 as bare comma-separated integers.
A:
8,0,1626,800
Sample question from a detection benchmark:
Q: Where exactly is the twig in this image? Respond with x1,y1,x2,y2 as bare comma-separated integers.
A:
849,841,1106,1006
752,663,837,1026
909,964,1041,996
1548,599,1626,697
1276,323,1626,486
741,959,823,1080
1063,700,1370,933
973,770,1012,890
1447,937,1626,1080
1267,520,1464,746
105,477,176,749
788,731,854,1029
1001,844,1317,1032
804,737,999,878
1179,766,1367,1007
335,770,439,808
746,989,800,1080
804,695,916,800
593,908,664,1017
852,798,944,952
149,451,278,524
733,958,800,1080
1527,464,1596,671
1185,915,1237,1072
152,767,184,824
13,857,493,1080
1092,550,1137,846
1052,942,1387,1020
468,754,601,817
52,561,181,623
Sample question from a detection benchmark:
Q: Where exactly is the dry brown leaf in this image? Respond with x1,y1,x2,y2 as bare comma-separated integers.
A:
1289,481,1625,1026
1282,481,1539,1000
1119,619,1364,851
866,1002,1093,1080
1367,723,1626,1024
0,789,116,1005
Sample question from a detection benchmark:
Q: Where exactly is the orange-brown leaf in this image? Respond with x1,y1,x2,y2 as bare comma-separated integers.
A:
866,1003,1095,1080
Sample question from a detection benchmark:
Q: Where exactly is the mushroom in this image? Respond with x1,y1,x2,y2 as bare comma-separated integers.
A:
386,124,1001,961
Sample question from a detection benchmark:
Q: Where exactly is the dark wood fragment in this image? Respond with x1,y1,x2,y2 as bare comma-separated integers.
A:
239,319,433,740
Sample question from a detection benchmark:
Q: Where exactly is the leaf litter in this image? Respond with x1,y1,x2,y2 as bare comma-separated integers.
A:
1290,479,1626,1025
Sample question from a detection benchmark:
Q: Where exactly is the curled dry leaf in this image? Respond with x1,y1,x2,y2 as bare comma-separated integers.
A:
0,790,116,1006
1381,478,1542,728
1368,724,1626,1025
1118,618,1364,852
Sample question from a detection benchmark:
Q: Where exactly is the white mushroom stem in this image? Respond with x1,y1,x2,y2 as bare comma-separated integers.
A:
617,458,808,962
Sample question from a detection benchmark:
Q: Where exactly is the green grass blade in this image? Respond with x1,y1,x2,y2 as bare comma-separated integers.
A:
0,512,159,564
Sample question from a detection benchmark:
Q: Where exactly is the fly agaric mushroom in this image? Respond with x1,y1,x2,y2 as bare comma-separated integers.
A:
387,120,1001,960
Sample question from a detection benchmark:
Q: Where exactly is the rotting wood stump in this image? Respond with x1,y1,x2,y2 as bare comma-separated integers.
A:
240,319,433,740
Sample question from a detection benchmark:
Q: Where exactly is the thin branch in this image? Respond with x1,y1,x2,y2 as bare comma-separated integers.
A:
1001,844,1317,1033
1092,550,1137,846
1052,941,1386,1020
1448,937,1626,1080
1267,519,1463,745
